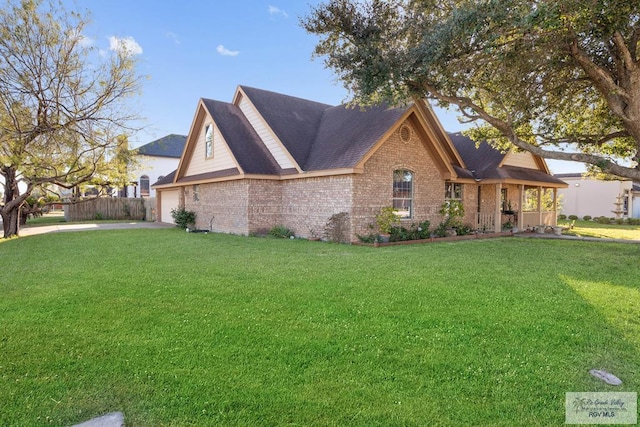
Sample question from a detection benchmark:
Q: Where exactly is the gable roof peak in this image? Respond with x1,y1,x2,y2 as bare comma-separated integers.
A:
237,85,335,109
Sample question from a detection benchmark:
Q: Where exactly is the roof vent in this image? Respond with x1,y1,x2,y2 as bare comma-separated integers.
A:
400,125,412,143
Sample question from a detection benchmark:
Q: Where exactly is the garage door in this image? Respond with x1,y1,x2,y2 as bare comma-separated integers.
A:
159,189,179,224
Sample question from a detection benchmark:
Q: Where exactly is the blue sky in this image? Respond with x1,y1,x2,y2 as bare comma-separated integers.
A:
74,0,583,173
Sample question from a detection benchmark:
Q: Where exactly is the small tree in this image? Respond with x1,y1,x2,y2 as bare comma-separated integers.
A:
375,206,399,234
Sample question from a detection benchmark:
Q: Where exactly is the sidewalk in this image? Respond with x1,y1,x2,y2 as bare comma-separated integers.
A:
19,221,173,237
513,231,640,244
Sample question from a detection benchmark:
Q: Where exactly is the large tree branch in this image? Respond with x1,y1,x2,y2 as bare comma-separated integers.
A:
413,82,640,180
612,31,637,74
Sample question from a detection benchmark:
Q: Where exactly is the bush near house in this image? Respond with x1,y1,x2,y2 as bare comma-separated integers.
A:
170,207,196,229
269,225,294,239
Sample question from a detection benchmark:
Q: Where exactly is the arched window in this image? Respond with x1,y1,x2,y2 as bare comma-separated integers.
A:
140,175,150,197
205,124,213,158
393,169,413,218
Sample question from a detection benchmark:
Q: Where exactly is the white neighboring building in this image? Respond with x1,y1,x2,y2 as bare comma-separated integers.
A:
556,173,640,219
122,134,186,198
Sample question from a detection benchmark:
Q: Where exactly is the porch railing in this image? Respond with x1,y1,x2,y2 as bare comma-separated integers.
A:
475,212,495,232
522,211,556,228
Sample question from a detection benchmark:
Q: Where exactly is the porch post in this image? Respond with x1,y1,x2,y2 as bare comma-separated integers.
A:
553,188,558,226
519,184,524,230
495,183,502,232
537,186,543,225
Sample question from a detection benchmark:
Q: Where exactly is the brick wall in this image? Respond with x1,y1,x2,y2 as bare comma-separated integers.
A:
184,181,250,234
247,179,283,234
352,119,451,239
280,175,354,238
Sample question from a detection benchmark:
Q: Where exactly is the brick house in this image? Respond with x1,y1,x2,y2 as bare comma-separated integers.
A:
153,86,567,240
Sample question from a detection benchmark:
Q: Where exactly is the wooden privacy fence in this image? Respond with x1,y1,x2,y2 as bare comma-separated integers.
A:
65,198,156,222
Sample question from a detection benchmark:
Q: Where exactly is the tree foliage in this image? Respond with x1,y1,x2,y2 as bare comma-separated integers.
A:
0,0,142,238
302,0,640,179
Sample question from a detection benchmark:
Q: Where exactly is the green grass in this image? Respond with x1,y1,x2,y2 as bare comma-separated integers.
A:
558,219,640,240
24,210,68,226
1,230,639,426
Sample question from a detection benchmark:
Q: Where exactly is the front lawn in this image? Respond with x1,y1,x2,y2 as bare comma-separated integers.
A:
0,230,638,426
558,218,640,240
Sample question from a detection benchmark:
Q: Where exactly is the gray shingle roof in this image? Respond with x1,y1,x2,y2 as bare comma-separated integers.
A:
201,99,282,175
169,87,565,187
137,134,186,158
239,86,408,171
239,86,332,167
449,132,567,185
153,169,176,186
306,103,408,170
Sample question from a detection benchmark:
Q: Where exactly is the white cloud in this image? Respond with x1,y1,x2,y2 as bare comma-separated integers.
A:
109,36,143,56
78,35,94,48
166,31,180,45
268,5,289,18
216,44,239,57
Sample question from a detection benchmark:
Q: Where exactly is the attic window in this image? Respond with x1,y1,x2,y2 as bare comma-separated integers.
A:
399,125,412,143
205,124,213,158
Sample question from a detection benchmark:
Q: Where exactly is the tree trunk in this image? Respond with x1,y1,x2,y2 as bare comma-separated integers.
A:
1,206,20,238
1,165,31,238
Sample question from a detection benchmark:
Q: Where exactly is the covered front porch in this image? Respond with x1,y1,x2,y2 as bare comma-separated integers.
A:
475,183,565,233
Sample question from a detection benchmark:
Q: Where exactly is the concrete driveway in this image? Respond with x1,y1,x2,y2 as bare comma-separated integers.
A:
18,221,173,237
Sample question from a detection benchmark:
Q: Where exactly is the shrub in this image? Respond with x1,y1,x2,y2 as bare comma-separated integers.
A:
627,218,640,225
582,215,592,221
568,215,578,220
324,212,350,243
356,233,378,243
596,216,611,224
269,225,294,239
388,220,431,242
375,207,399,234
558,214,567,220
171,207,196,229
615,218,625,225
454,224,474,236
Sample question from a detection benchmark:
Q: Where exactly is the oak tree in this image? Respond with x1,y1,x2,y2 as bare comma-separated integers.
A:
303,0,640,179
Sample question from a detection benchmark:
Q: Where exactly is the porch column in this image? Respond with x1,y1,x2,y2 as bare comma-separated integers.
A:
495,183,502,232
518,184,524,230
537,186,543,225
553,188,558,226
